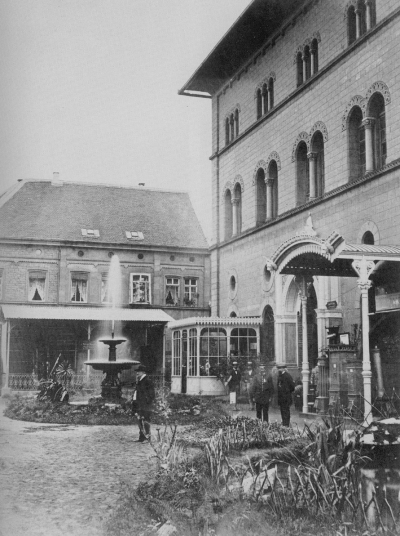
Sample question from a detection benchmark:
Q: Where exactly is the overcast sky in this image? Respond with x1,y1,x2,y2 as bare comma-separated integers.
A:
0,0,251,241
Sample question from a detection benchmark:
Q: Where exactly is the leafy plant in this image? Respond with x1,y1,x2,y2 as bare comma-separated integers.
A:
55,360,74,387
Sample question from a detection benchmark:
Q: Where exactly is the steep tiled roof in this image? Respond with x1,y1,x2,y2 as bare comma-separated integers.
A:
0,180,209,250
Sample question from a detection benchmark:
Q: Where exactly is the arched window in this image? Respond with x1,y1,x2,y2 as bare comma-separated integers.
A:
235,108,239,138
268,160,278,218
260,305,275,360
256,168,266,225
362,230,374,245
262,83,268,115
348,6,357,45
304,45,311,81
310,131,325,198
348,106,365,181
225,118,230,145
369,93,387,169
233,183,242,235
296,52,303,86
224,190,233,240
296,141,309,205
256,88,262,119
311,39,318,75
230,114,235,141
268,78,274,109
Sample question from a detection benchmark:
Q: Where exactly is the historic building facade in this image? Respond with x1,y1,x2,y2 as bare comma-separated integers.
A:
179,0,400,420
0,177,210,393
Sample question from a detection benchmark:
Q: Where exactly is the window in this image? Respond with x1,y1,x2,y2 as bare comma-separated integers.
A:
348,106,365,181
166,277,180,306
233,183,242,236
256,88,262,119
188,328,197,376
225,117,230,145
304,45,311,80
362,231,374,245
230,328,257,357
130,273,151,304
81,229,99,238
267,160,279,218
235,108,239,138
200,328,227,376
184,278,198,306
29,271,46,301
268,77,274,109
224,190,233,240
260,305,275,359
125,231,144,240
172,331,181,375
364,92,387,173
296,52,303,87
296,141,309,205
256,168,266,225
0,270,3,300
309,131,325,198
71,273,88,302
347,0,375,45
311,39,318,75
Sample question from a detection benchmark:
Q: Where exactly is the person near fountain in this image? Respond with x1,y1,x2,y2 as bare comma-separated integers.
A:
277,364,295,427
133,365,155,442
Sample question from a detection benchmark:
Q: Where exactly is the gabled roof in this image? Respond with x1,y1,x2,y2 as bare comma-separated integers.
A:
179,0,308,96
0,180,209,250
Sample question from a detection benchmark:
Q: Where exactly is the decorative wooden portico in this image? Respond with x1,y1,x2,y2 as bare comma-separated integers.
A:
268,222,400,424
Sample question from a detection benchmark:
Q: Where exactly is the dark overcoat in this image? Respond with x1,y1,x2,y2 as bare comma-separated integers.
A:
227,369,241,392
277,371,295,406
250,373,274,405
136,374,155,411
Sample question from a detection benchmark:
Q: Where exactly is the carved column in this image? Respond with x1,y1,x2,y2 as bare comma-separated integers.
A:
352,257,375,424
371,346,384,398
355,7,361,39
308,152,318,199
362,118,375,173
365,0,373,31
265,178,274,220
232,198,240,237
298,279,310,413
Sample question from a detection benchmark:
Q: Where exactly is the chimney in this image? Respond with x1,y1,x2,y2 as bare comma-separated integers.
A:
52,172,62,186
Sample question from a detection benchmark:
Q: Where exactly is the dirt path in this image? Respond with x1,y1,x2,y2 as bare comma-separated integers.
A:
0,399,154,536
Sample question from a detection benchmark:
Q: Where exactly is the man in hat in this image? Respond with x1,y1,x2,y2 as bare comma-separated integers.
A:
226,360,241,406
249,364,274,422
133,364,155,442
277,364,295,426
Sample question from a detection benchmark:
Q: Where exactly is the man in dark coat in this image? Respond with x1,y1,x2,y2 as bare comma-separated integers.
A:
249,364,274,422
133,364,155,442
277,364,295,426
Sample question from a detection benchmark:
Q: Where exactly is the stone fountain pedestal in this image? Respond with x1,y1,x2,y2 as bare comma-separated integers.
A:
84,338,139,401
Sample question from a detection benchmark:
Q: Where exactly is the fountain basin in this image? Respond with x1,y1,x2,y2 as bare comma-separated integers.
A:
84,359,140,372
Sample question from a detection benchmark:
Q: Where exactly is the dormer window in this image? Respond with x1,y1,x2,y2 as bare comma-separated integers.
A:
81,229,100,238
125,231,144,240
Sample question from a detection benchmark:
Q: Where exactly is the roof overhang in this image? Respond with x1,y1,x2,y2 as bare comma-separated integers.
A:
179,0,308,96
0,305,174,323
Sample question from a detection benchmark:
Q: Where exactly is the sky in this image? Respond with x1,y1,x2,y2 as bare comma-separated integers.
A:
0,0,251,242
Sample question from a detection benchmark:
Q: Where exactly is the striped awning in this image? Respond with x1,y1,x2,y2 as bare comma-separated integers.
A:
0,304,173,323
168,316,261,329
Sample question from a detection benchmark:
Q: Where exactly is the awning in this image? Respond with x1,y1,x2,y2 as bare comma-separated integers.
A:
169,316,261,329
0,304,174,323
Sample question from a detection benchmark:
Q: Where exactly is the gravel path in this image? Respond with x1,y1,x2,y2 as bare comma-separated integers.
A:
0,398,154,536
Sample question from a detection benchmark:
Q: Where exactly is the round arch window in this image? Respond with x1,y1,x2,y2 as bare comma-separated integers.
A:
362,231,374,245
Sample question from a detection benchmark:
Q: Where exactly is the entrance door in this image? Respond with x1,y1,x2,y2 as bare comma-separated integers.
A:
181,330,188,394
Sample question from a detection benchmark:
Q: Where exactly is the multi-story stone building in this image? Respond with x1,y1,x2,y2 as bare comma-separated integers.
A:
0,176,210,394
178,0,400,421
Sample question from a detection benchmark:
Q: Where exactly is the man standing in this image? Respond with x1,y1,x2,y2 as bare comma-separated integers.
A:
244,361,255,410
277,364,295,426
249,364,274,422
226,361,241,406
133,364,155,442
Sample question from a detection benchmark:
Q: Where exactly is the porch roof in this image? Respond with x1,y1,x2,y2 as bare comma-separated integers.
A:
168,316,261,329
0,304,173,323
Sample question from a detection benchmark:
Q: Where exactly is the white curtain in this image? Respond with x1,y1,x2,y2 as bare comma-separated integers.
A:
71,279,87,302
29,277,45,301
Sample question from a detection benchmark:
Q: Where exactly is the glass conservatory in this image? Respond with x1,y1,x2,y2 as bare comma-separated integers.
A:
168,317,261,395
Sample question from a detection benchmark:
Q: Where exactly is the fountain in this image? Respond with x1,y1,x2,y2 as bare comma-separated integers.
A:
84,254,139,400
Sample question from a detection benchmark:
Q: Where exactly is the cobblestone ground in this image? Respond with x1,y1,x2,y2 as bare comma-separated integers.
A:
0,398,154,536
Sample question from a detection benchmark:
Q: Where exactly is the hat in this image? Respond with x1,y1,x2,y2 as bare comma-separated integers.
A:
136,364,147,372
232,361,238,365
277,364,287,369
